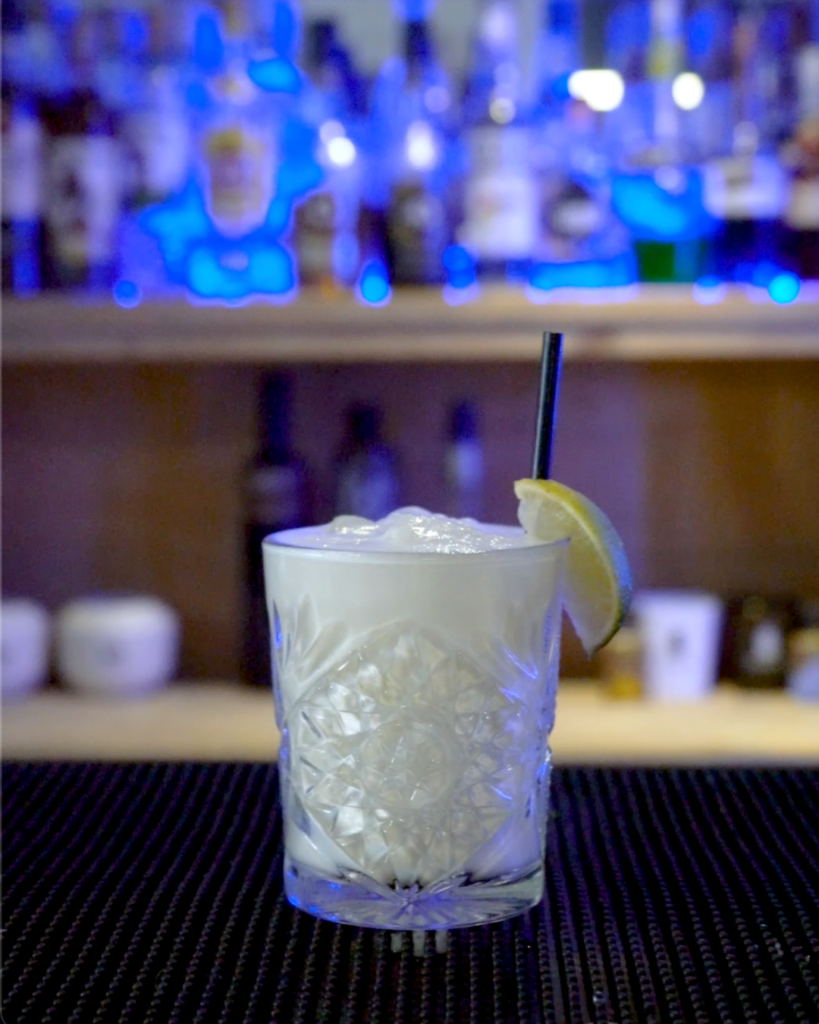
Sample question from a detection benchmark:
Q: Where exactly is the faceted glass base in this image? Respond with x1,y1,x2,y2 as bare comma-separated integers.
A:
284,855,544,930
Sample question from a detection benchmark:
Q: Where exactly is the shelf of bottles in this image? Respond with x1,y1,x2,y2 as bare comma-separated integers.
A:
2,0,818,310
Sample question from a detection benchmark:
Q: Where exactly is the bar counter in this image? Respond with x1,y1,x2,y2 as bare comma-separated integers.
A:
3,759,818,1023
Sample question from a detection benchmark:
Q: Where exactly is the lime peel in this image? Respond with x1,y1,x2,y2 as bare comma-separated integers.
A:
514,478,633,655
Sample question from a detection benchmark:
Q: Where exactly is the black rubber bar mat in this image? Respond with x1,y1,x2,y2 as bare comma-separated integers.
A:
3,762,818,1024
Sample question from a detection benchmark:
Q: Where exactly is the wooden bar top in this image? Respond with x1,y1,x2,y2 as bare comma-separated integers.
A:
3,680,818,765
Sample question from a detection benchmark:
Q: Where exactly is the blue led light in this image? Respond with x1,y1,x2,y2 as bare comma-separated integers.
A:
442,245,477,289
768,272,800,305
248,58,301,94
612,172,713,242
356,260,392,306
112,280,142,308
751,260,779,288
528,253,636,291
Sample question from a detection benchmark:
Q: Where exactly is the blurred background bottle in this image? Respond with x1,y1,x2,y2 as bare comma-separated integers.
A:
443,400,484,520
334,403,400,521
290,18,364,291
780,15,819,282
40,8,123,291
457,0,537,283
721,595,794,690
610,0,714,283
701,1,790,285
381,15,455,285
242,372,309,687
2,79,44,294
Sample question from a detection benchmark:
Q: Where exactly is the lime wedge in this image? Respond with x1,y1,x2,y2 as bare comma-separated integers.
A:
514,478,633,655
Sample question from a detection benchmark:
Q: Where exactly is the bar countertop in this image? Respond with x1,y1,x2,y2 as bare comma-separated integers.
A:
4,680,819,764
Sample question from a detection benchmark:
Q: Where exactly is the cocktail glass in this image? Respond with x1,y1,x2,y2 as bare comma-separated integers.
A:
263,532,567,929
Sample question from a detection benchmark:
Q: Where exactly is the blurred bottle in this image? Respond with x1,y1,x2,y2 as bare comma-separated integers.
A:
597,624,643,700
701,2,790,284
105,9,192,297
243,373,308,687
787,598,819,701
444,400,484,520
40,9,123,291
529,1,634,291
457,0,537,283
181,0,295,300
1,82,44,294
780,14,819,282
292,19,363,291
194,1,276,240
381,16,454,285
722,595,794,690
334,404,400,521
682,0,734,165
610,0,713,283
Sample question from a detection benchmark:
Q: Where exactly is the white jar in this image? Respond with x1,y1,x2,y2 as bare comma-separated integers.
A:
1,599,51,702
55,597,179,698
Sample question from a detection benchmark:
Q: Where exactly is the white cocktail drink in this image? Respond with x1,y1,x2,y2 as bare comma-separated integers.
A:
263,508,567,929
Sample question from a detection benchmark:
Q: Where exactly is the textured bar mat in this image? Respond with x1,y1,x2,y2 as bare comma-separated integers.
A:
3,762,818,1023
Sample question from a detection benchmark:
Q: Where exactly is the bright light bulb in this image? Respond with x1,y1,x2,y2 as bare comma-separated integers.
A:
405,121,438,170
489,96,515,124
567,70,625,112
672,72,705,110
326,135,356,168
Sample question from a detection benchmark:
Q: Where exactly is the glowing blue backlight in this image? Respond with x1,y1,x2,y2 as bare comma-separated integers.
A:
248,58,301,94
357,261,391,306
528,253,636,291
113,280,142,308
442,245,476,289
768,272,800,305
612,172,712,241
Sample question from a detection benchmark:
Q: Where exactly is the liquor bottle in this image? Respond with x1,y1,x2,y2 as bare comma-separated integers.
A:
116,9,192,296
381,17,454,285
701,2,790,284
194,0,276,240
781,18,819,282
609,0,713,283
334,404,400,521
1,82,44,294
444,400,484,520
457,0,537,283
721,595,794,690
40,10,123,291
528,0,634,290
292,19,363,291
242,373,308,686
182,0,294,301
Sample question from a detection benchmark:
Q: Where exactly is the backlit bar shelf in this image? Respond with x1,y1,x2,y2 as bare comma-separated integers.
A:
4,285,819,365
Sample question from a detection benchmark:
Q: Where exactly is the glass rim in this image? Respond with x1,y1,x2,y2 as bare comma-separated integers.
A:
263,531,569,564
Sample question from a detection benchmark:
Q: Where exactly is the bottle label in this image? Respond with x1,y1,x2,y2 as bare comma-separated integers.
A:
46,135,121,266
1,109,43,221
126,105,190,203
703,154,787,221
459,125,536,259
785,176,819,230
203,124,273,237
296,189,337,284
387,183,446,282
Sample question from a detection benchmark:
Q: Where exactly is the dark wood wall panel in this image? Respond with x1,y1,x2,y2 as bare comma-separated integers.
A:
5,360,819,681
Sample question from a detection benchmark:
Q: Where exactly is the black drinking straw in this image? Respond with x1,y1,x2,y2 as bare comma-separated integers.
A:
532,331,563,480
